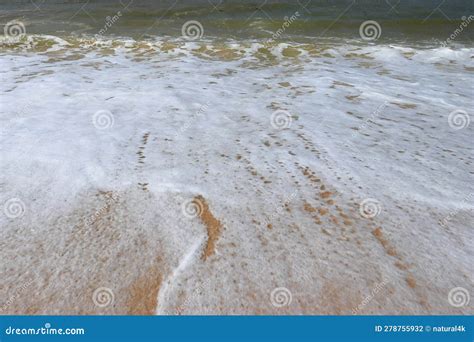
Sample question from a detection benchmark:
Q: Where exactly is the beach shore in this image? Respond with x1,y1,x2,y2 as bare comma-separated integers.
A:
1,38,472,315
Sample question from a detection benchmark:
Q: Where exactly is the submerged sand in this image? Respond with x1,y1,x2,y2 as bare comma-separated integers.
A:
1,39,473,315
1,177,471,315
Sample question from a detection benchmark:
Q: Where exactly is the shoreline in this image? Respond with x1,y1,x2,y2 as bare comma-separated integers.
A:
1,33,472,315
0,183,471,315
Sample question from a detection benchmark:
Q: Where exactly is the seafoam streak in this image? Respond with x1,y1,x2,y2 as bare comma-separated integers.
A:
155,236,206,315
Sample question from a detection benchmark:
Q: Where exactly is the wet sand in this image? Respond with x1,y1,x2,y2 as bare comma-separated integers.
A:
1,36,472,316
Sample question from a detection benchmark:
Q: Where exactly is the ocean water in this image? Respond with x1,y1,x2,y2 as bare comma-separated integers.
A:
0,1,473,314
1,0,474,41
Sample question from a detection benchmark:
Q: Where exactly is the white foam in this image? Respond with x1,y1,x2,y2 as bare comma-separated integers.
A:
1,38,472,314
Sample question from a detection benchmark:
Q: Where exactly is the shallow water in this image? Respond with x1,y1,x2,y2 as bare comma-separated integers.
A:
0,1,473,315
1,0,473,42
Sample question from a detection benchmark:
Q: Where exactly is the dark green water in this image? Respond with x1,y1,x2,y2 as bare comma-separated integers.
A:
1,1,473,43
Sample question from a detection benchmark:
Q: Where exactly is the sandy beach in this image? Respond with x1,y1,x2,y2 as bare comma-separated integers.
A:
0,1,473,315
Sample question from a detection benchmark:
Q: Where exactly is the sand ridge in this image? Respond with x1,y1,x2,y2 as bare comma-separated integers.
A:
194,195,223,261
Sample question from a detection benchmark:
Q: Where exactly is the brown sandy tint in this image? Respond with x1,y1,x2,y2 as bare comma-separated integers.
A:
194,195,223,261
395,261,408,270
406,276,417,289
390,102,417,109
371,228,427,304
320,191,332,199
303,202,317,213
126,266,162,315
372,227,398,257
318,208,328,216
